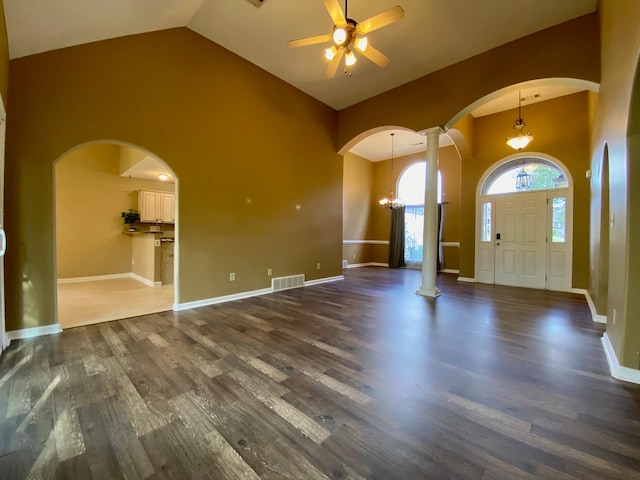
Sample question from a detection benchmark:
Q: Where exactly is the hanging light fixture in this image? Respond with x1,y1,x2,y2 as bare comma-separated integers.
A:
379,133,404,209
506,92,534,150
515,161,532,191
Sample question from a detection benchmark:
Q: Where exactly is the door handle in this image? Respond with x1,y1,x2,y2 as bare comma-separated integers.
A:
0,228,5,256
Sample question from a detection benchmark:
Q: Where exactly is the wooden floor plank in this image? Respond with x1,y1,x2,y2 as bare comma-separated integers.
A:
0,268,639,479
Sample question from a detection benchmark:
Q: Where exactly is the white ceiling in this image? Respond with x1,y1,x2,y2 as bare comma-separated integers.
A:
121,155,175,183
4,0,597,111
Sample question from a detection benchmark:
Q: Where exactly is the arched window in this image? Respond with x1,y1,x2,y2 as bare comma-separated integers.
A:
482,157,568,195
397,162,441,267
398,162,441,204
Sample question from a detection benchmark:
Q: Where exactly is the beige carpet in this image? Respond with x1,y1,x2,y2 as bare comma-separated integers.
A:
57,277,174,329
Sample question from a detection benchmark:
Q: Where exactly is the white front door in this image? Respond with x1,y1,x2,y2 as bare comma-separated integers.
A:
494,191,548,289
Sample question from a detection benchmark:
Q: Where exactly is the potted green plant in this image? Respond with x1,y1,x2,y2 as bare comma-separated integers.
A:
121,209,141,231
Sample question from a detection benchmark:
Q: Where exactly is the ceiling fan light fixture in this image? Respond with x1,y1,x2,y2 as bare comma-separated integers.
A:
324,45,337,61
345,50,357,66
355,36,368,52
332,26,347,46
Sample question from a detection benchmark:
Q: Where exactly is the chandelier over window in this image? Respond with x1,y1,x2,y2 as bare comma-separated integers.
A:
379,133,404,209
506,92,534,150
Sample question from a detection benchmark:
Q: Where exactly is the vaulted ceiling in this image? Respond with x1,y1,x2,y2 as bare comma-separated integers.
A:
4,0,597,111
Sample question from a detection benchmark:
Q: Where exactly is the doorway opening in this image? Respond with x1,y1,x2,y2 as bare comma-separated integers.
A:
54,143,178,328
475,154,573,291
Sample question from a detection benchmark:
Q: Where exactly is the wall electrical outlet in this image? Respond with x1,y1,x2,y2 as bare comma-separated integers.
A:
612,308,616,325
267,268,272,276
229,272,235,281
316,263,321,270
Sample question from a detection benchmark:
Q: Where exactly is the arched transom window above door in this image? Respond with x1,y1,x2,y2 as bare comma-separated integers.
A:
481,157,569,195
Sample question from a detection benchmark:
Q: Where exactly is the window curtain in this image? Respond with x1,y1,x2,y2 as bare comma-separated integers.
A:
404,205,424,268
388,206,406,268
437,203,444,271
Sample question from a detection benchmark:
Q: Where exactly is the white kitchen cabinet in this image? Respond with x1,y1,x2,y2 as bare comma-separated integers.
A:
138,190,175,223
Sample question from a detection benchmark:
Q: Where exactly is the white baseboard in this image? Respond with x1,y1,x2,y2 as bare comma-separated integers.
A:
174,287,272,311
57,273,131,284
343,240,389,245
601,333,640,384
440,242,460,247
571,288,607,324
441,269,460,274
457,277,476,283
7,324,62,341
131,273,162,287
305,275,344,286
346,262,389,269
174,274,345,312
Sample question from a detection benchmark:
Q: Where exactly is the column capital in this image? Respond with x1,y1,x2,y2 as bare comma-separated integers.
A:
423,126,444,138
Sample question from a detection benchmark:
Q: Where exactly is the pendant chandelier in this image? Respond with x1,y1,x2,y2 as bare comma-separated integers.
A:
506,92,533,150
379,133,404,209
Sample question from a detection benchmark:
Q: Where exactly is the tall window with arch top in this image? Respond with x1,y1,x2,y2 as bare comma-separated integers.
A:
397,162,441,268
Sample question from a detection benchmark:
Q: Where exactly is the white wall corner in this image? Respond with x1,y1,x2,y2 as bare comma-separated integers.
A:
601,333,640,385
571,288,607,323
7,324,62,341
57,272,131,284
457,277,476,283
131,272,156,287
346,262,389,269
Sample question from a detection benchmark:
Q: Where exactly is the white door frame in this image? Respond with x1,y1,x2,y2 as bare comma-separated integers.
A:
0,96,7,352
474,153,574,292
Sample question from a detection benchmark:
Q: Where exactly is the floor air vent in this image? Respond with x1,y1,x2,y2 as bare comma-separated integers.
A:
272,274,305,292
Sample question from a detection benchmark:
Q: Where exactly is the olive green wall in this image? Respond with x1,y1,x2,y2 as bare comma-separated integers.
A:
343,152,375,265
590,0,640,368
440,146,461,271
55,143,174,279
336,14,599,151
0,0,9,108
459,92,592,288
5,28,341,331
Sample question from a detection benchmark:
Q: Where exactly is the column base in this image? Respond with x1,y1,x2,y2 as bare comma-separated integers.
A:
416,286,442,298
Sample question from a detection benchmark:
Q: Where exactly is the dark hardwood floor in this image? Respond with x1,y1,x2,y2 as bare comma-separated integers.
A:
1,267,639,479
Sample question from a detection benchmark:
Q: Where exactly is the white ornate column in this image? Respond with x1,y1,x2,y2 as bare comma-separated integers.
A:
417,126,443,297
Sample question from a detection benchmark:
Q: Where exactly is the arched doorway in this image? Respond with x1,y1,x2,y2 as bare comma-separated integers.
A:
54,142,178,328
397,162,441,268
475,153,573,291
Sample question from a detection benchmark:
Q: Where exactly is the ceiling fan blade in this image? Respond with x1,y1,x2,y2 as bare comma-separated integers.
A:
356,43,390,67
357,6,405,34
287,34,332,48
323,0,346,26
326,47,345,79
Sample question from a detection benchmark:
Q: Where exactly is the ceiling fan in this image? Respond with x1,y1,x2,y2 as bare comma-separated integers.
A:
287,0,404,79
